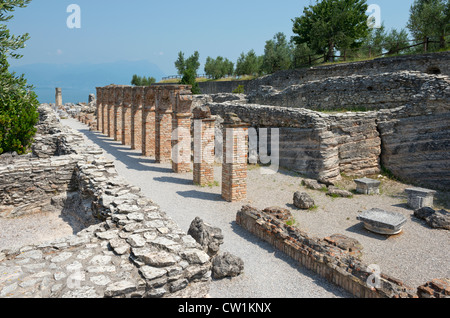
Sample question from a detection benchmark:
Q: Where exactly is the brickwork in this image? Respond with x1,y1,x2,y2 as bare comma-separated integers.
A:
155,88,173,163
122,87,133,146
142,87,156,157
193,119,216,186
172,113,192,173
114,86,123,142
96,87,102,132
107,87,114,138
222,124,249,202
236,205,418,298
131,87,144,151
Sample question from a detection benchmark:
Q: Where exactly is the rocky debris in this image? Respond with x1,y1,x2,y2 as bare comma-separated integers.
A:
262,207,293,222
417,278,450,298
327,186,353,198
414,207,450,230
188,217,224,257
302,179,326,191
236,205,418,298
323,234,363,259
211,252,244,280
293,192,315,210
192,105,212,119
0,105,212,298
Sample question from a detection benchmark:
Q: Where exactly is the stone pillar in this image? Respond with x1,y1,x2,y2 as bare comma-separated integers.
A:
142,87,156,158
193,106,215,186
96,87,102,132
122,87,133,146
155,87,173,163
55,88,62,107
131,86,144,152
114,87,124,142
100,88,106,135
221,113,249,202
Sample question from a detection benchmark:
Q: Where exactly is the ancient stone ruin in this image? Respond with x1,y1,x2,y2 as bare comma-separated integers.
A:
1,52,449,299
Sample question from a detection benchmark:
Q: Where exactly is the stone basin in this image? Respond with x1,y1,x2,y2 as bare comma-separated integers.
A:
357,208,407,235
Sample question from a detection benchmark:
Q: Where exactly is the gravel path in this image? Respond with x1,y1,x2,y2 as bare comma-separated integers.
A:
2,117,448,298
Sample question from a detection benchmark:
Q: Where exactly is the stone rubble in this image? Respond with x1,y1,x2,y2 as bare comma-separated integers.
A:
0,105,211,298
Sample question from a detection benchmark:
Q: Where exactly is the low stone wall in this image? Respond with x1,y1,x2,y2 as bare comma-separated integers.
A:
0,105,211,298
236,205,418,298
247,71,438,111
198,80,249,95
246,51,450,92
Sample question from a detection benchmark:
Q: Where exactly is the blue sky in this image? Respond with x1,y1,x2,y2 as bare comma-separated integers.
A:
9,0,415,76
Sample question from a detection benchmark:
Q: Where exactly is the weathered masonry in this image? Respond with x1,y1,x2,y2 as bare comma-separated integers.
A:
95,85,250,202
0,105,211,298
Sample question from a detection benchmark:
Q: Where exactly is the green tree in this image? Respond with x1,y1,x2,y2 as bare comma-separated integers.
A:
360,23,386,57
292,0,370,62
175,51,201,94
0,0,39,155
131,74,156,86
291,43,317,68
383,28,411,55
235,50,262,77
261,32,292,74
407,0,449,51
204,56,234,80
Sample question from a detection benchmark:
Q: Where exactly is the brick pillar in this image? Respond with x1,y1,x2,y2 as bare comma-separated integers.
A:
155,88,173,163
114,86,124,142
193,117,216,186
172,113,192,173
171,91,193,173
131,86,144,152
142,87,156,157
96,87,102,132
122,87,132,146
100,88,106,135
221,114,249,202
107,87,114,137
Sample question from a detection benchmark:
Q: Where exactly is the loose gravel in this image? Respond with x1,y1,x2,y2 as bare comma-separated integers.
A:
1,117,448,298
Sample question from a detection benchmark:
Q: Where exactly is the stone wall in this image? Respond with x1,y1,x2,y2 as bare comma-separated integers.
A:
246,51,450,92
198,80,249,95
0,105,211,298
247,71,438,111
207,102,382,184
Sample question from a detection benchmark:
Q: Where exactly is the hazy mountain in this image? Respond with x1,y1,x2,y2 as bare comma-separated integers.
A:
10,60,166,104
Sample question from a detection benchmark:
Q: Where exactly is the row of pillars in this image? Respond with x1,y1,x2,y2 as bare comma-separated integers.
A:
95,85,249,202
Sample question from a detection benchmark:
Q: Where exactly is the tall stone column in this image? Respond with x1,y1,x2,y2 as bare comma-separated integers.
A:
122,87,133,146
114,87,124,142
100,87,107,135
55,88,62,107
193,106,215,186
96,87,102,132
142,87,156,158
221,113,249,202
131,86,144,152
172,90,193,173
155,87,173,163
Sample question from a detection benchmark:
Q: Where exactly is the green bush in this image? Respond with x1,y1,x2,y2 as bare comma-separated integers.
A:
0,72,40,155
0,0,39,155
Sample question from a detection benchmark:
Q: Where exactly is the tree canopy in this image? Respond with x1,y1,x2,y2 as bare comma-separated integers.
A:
0,0,39,155
292,0,370,62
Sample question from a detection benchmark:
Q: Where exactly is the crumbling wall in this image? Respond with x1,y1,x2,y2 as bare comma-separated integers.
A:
0,105,211,298
247,71,435,111
236,205,418,298
246,51,450,92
